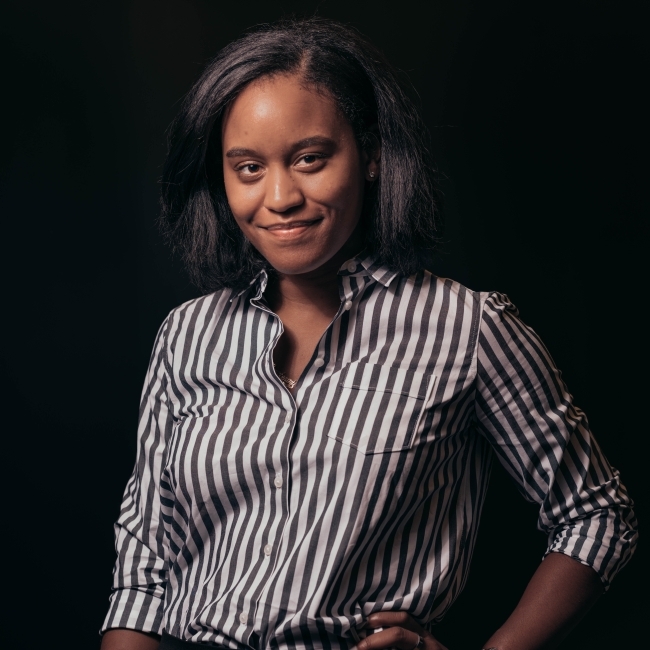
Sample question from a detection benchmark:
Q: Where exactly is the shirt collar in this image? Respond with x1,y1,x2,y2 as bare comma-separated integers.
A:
234,252,399,301
234,269,269,300
346,252,399,288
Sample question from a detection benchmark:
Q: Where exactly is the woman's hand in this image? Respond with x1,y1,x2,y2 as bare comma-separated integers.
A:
354,612,448,650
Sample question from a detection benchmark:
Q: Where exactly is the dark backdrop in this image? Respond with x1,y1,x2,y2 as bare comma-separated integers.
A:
2,1,646,648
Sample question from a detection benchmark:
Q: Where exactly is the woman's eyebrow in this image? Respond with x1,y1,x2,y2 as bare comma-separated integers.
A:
225,136,336,159
292,136,336,149
225,147,257,158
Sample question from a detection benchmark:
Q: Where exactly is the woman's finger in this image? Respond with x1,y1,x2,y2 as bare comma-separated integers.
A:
358,612,448,650
365,611,425,636
355,625,422,650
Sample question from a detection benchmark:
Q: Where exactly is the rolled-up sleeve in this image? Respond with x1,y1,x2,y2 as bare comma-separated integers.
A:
474,292,638,589
101,315,175,634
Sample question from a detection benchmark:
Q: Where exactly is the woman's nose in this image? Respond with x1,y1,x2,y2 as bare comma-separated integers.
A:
263,166,304,213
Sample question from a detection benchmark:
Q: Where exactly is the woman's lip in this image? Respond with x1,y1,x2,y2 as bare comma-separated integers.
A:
259,219,323,239
263,219,322,231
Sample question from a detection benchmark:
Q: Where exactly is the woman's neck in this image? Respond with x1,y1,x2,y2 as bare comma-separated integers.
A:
266,240,363,317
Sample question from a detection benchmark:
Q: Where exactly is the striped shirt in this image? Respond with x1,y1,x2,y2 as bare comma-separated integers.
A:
102,254,637,649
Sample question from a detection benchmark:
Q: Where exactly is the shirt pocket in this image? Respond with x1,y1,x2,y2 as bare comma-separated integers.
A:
326,361,434,455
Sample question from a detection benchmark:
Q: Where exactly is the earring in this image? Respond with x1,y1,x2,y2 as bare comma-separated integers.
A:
369,171,375,178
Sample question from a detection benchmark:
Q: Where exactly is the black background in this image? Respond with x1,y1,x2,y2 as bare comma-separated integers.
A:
2,1,646,648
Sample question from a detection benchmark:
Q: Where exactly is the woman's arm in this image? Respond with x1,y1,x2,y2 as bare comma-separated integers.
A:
101,629,160,650
481,552,603,650
355,553,602,650
356,293,637,650
101,314,176,639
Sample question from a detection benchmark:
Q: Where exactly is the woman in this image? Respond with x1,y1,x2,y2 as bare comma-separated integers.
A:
101,18,637,650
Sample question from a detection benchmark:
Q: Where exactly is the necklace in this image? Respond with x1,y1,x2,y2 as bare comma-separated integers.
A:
274,366,297,390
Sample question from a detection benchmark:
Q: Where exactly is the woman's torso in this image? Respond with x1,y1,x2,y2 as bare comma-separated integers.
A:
149,261,490,648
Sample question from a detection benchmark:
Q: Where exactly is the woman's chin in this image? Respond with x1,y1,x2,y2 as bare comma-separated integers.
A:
263,250,342,277
269,260,328,277
254,228,361,278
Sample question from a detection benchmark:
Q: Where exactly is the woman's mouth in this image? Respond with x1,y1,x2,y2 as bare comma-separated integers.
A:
261,218,323,239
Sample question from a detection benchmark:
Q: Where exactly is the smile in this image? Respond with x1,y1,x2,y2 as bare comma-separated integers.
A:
260,218,323,239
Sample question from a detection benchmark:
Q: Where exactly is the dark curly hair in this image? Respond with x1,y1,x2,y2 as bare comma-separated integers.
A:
160,17,441,292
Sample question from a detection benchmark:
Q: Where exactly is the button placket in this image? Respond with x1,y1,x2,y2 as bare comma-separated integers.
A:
235,297,298,641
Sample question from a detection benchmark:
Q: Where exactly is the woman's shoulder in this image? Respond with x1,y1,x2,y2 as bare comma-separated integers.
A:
410,270,488,308
419,271,517,312
157,288,238,338
404,272,524,339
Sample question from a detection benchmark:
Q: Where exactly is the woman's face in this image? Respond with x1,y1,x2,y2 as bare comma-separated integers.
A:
221,74,377,276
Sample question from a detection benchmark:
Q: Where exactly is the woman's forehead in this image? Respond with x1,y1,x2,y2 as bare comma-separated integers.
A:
221,74,350,150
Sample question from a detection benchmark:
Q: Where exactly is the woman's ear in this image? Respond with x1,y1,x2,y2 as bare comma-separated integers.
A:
363,127,381,182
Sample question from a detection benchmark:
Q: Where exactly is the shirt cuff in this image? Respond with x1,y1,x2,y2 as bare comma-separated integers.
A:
101,587,165,636
543,518,638,592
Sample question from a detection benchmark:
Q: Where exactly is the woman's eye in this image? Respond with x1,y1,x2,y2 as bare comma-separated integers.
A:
242,164,260,174
296,154,325,167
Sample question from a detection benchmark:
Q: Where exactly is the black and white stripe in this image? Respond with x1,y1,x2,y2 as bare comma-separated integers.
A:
103,254,637,648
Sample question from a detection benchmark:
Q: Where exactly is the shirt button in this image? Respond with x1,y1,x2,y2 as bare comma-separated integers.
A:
285,415,292,425
263,544,272,556
313,358,324,368
239,612,247,625
347,261,356,272
344,300,352,311
274,475,283,488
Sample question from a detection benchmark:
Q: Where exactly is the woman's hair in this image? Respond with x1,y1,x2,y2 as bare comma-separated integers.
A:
161,17,441,292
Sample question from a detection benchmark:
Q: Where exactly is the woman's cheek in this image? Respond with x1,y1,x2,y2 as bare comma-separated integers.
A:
225,181,263,226
304,166,362,212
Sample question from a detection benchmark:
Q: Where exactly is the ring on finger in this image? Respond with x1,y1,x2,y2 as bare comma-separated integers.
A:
413,634,425,649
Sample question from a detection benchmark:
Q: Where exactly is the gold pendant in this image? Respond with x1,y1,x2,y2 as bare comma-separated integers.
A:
275,366,297,390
